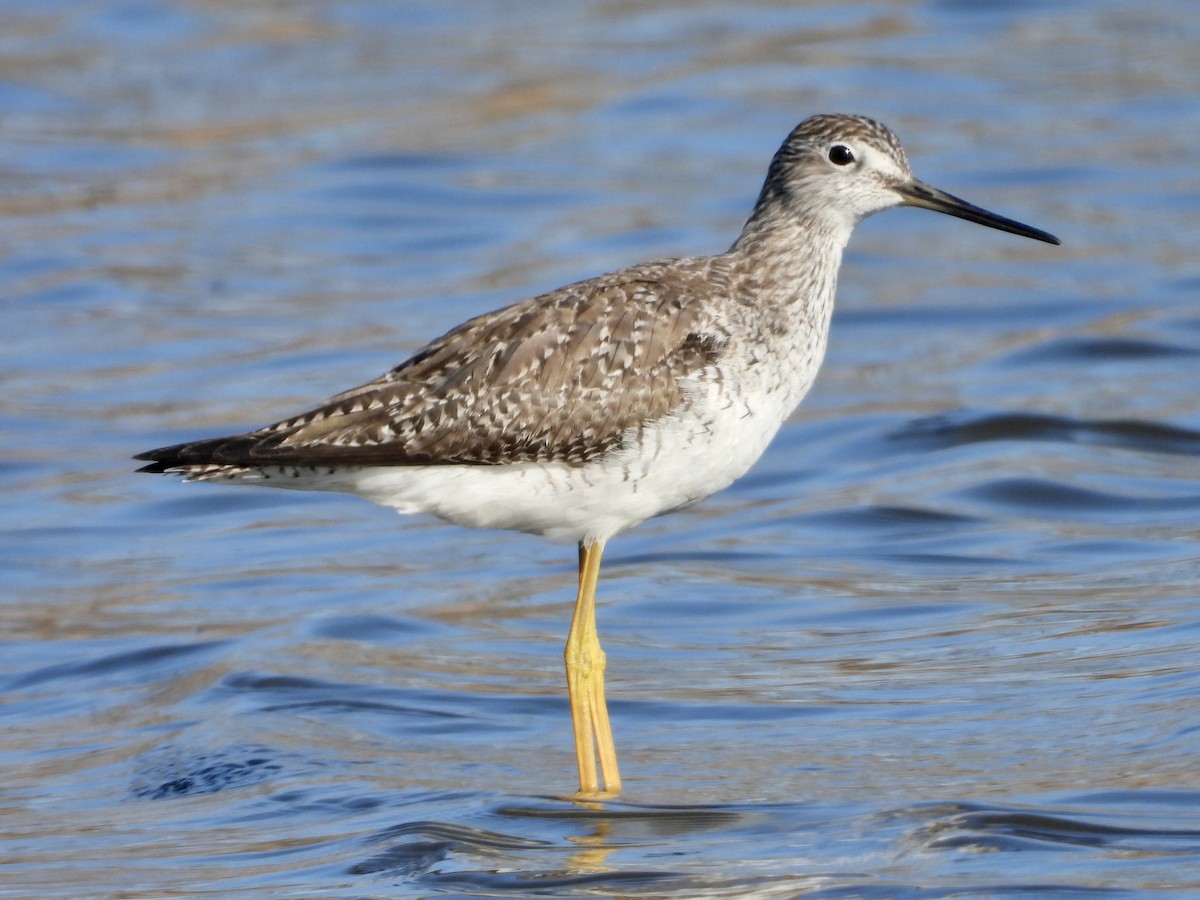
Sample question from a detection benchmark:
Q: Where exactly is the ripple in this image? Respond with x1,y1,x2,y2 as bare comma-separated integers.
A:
345,798,769,892
797,504,979,536
219,673,470,722
351,820,553,877
1001,336,1200,366
497,797,749,830
893,410,1200,458
309,612,448,642
134,745,284,800
955,477,1199,516
905,801,1200,856
4,640,225,691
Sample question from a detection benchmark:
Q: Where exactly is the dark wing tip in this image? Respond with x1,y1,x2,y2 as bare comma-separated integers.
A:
133,444,179,473
135,460,172,474
133,439,227,473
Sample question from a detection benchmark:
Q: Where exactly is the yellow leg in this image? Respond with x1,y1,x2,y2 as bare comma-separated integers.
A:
565,539,621,796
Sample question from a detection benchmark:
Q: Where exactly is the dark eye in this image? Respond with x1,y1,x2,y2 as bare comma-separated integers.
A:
828,145,855,166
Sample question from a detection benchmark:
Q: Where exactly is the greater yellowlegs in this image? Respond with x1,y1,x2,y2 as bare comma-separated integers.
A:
136,114,1059,797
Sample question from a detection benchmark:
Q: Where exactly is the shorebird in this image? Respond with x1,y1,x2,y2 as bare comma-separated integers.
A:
136,114,1058,797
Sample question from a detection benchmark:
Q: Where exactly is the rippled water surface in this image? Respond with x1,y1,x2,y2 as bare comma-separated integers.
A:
3,1,1200,897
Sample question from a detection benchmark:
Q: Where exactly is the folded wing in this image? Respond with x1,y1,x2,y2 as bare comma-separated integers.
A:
136,263,727,475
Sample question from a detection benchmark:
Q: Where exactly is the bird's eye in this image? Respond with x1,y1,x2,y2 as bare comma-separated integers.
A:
828,145,855,166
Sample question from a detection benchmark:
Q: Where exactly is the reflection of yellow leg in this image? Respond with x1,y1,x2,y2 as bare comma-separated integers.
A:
565,539,621,797
566,817,615,871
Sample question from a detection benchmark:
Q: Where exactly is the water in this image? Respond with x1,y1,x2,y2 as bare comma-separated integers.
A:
3,1,1200,896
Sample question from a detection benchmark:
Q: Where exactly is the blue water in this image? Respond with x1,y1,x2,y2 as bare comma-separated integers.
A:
3,1,1200,896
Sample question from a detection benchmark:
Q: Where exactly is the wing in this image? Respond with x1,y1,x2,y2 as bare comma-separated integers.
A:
136,261,728,474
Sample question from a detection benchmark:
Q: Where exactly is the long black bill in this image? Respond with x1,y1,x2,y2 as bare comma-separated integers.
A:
897,179,1060,245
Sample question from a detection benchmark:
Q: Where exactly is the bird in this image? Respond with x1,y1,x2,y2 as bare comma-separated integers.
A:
136,114,1059,797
